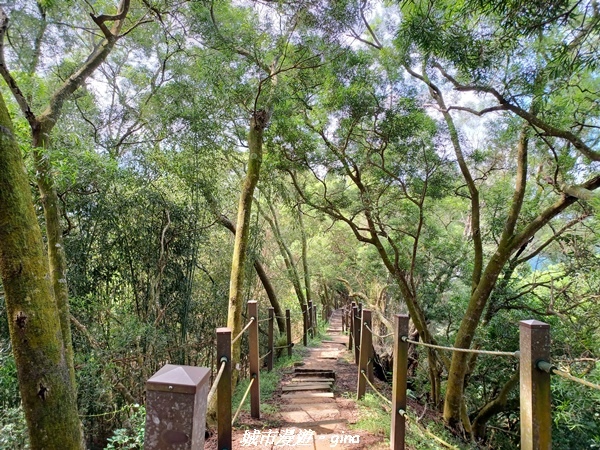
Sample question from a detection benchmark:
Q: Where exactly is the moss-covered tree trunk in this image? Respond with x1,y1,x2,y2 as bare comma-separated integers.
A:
0,92,83,449
216,214,286,334
32,123,76,387
227,110,268,385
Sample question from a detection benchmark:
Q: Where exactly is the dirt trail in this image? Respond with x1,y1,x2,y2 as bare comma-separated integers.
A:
206,309,387,449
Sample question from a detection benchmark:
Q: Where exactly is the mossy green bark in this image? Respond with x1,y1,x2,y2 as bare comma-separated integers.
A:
0,92,83,449
227,110,267,387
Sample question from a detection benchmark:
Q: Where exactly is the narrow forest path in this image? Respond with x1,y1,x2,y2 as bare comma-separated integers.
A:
223,309,388,449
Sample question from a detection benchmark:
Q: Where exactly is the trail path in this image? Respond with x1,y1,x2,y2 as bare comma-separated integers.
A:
222,309,387,450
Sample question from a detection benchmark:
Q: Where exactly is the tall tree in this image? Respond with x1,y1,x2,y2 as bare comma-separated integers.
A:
0,0,132,389
0,91,83,449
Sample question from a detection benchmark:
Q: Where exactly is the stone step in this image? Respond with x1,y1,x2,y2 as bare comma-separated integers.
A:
281,391,333,403
282,383,332,392
290,378,334,384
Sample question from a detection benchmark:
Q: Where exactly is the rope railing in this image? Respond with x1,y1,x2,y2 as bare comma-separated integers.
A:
360,370,392,405
364,323,393,339
206,359,227,405
259,350,271,361
231,317,255,345
537,361,600,391
402,336,518,357
359,369,458,450
232,377,255,425
398,409,459,450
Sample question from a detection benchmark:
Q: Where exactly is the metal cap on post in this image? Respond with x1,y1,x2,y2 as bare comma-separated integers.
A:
520,320,551,450
145,364,210,449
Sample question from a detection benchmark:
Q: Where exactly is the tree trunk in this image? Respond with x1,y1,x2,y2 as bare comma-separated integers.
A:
217,214,286,335
262,200,306,308
32,123,76,388
297,203,312,304
0,92,83,450
227,110,268,386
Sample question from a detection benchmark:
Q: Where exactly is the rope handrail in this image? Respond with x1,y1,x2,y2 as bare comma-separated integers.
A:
398,409,459,450
232,377,255,425
232,317,255,345
259,350,272,361
358,370,458,450
402,336,518,357
538,361,600,391
257,318,271,323
364,323,393,339
206,359,227,405
360,370,392,405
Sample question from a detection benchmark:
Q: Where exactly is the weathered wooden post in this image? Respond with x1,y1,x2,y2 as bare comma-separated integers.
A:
308,300,314,338
248,301,260,419
353,304,361,364
267,307,274,372
145,364,210,450
520,320,551,450
357,309,373,400
286,309,292,357
392,315,409,450
301,303,308,346
349,302,356,351
217,328,232,450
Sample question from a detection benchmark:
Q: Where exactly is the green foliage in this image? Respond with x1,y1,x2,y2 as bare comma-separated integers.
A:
104,406,146,450
0,406,29,450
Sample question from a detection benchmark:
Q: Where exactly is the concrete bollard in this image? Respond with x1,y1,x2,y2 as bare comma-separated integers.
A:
145,364,210,449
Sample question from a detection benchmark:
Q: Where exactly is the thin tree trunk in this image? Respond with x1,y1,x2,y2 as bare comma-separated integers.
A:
0,93,83,450
261,201,306,308
217,215,285,334
32,124,76,388
297,203,312,304
227,110,268,386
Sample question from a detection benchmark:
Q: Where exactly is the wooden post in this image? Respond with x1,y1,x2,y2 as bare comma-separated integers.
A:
341,308,345,332
349,302,356,351
267,307,274,372
353,304,361,364
357,309,373,400
308,300,314,338
301,303,308,346
286,309,292,357
247,301,260,419
520,320,551,450
216,327,232,450
391,315,409,450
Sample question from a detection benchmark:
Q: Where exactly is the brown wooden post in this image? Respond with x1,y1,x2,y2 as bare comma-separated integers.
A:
248,301,260,419
286,309,292,357
520,320,551,450
216,327,232,450
353,304,361,364
267,307,274,372
349,302,356,351
391,314,409,450
301,303,308,346
308,300,314,338
357,309,373,400
341,308,345,332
